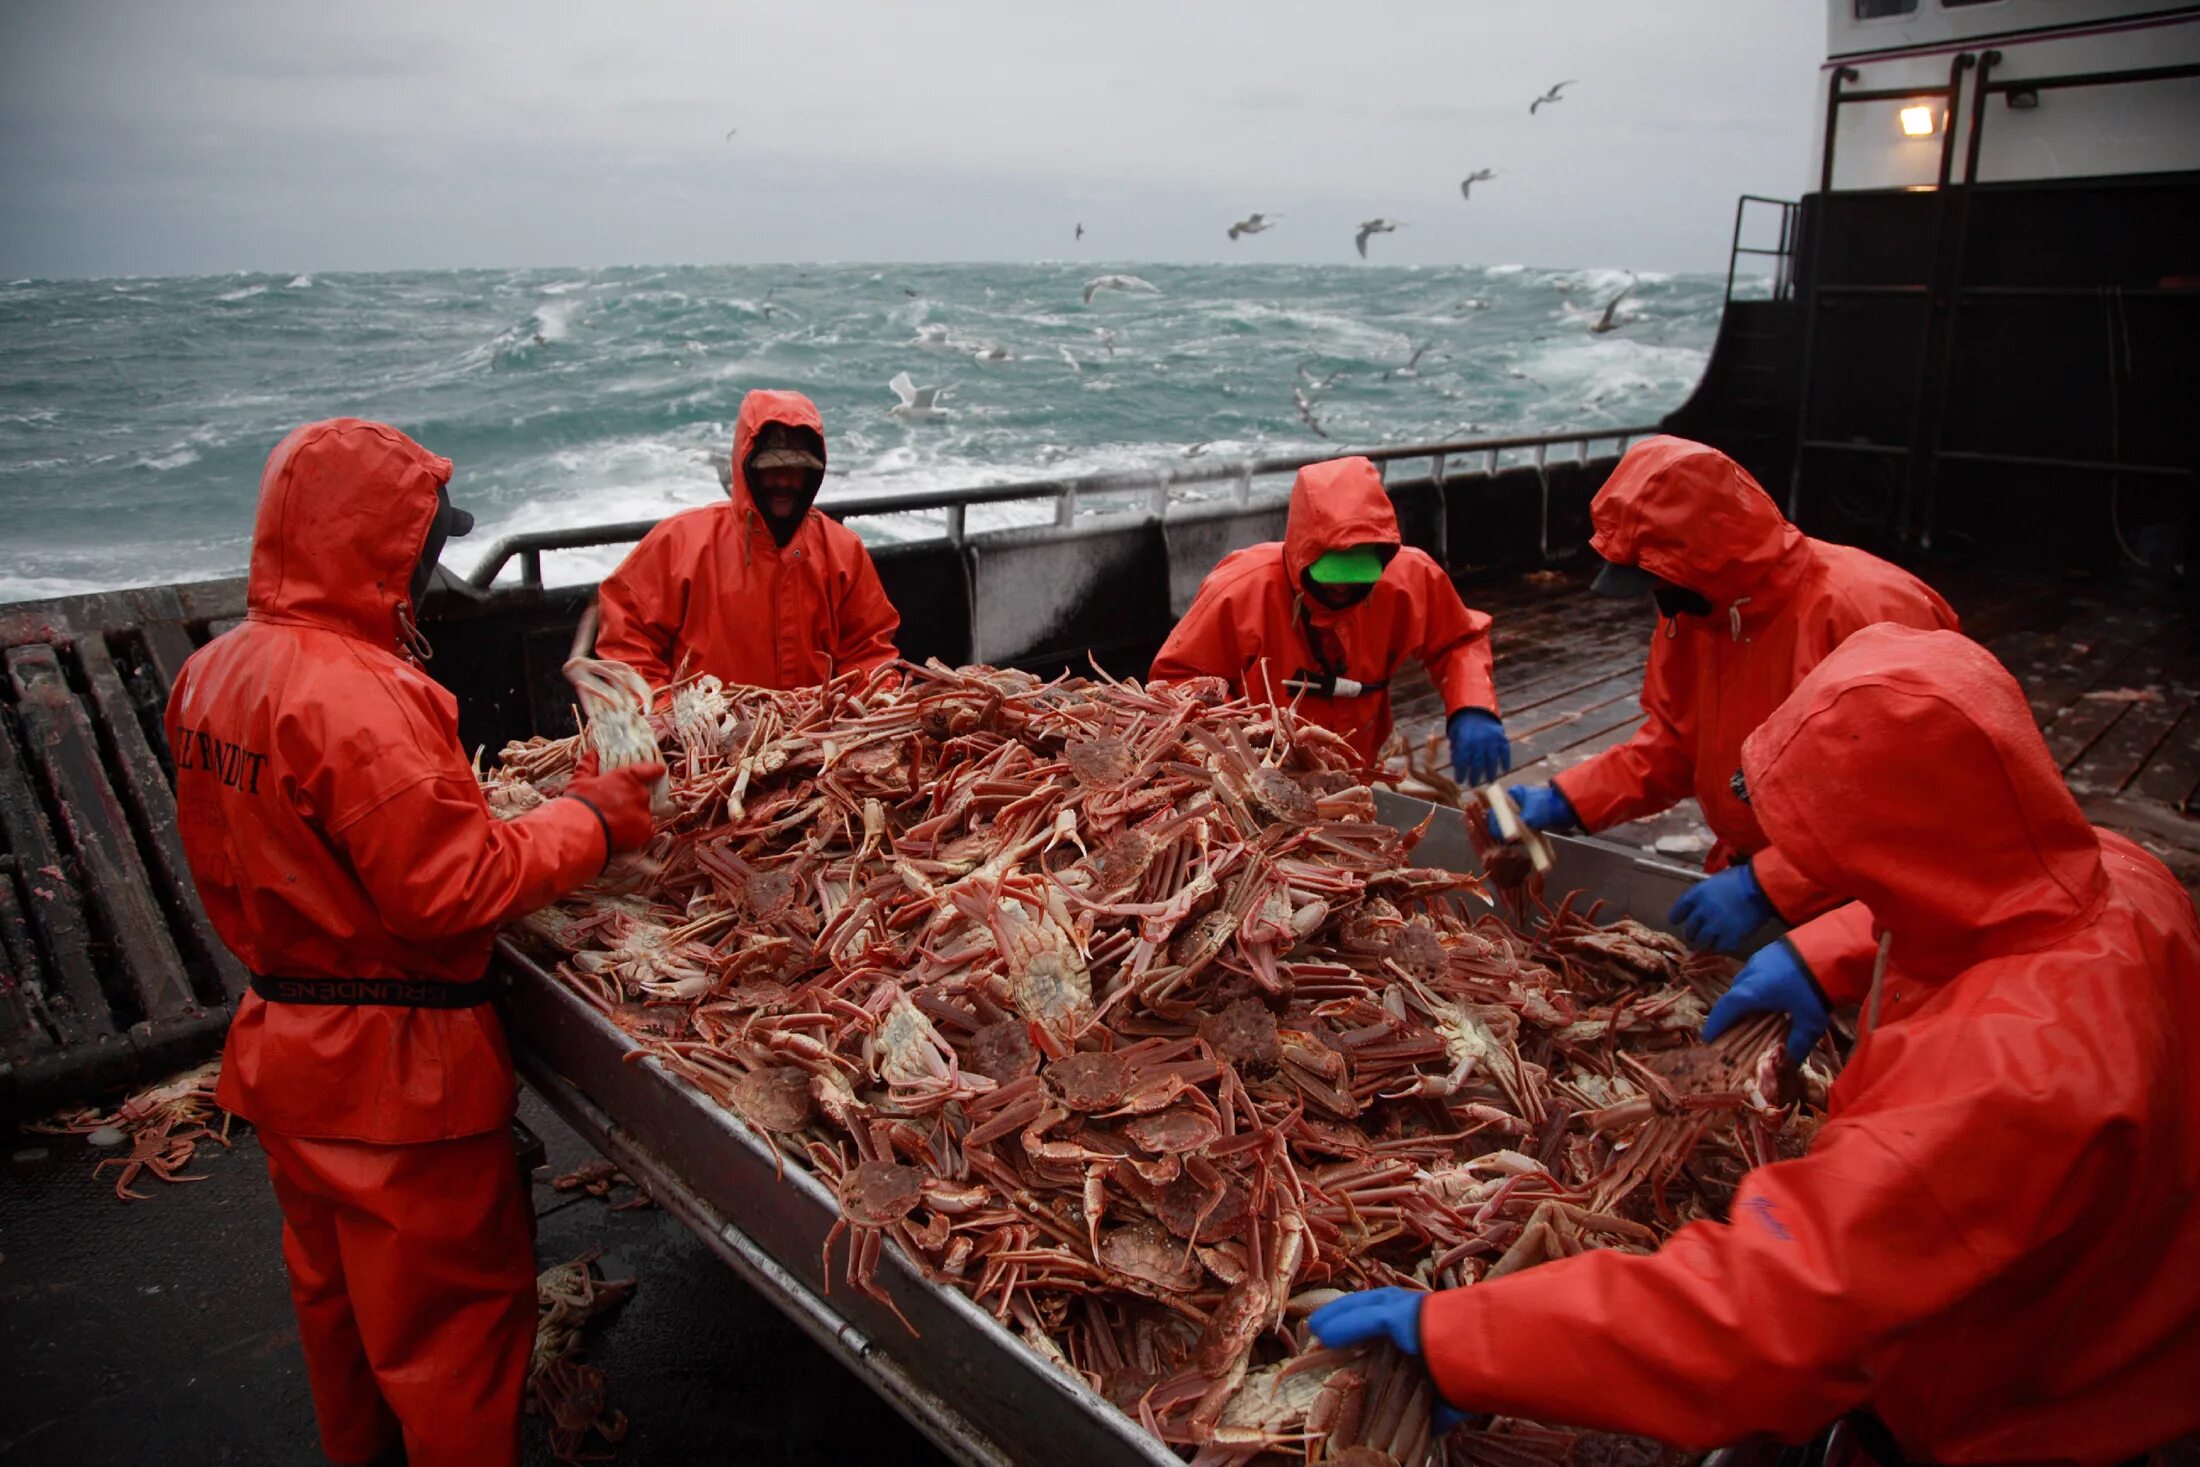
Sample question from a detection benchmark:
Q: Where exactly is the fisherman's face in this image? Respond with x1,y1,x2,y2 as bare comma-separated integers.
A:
752,466,809,523
1307,581,1374,613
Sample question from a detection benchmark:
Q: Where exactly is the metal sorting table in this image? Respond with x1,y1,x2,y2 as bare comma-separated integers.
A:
500,792,1710,1467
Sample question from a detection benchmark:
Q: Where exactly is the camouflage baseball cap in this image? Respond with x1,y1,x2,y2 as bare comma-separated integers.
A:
748,421,825,472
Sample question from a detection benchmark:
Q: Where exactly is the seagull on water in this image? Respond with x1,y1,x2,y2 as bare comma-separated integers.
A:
909,323,954,350
1459,169,1498,201
889,371,952,421
1354,219,1402,260
1530,81,1575,115
1227,212,1280,241
1083,274,1162,305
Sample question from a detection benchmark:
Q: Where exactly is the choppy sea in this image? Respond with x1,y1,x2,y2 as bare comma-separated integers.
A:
0,262,1751,600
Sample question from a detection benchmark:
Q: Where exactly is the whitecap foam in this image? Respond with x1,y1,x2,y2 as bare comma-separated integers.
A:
287,273,314,289
215,285,268,303
532,299,581,341
137,446,203,472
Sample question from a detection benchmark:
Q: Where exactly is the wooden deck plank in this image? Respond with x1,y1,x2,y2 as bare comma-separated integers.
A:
2128,705,2200,815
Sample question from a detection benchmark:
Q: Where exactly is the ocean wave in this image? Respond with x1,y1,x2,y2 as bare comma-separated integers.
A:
2,260,1730,602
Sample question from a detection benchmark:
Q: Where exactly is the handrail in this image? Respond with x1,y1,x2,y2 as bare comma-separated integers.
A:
466,423,1655,589
1724,194,1798,306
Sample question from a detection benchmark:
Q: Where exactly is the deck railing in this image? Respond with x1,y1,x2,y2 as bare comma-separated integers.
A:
466,424,1656,590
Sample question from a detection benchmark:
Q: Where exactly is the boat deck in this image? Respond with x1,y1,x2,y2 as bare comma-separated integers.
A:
1394,566,2200,902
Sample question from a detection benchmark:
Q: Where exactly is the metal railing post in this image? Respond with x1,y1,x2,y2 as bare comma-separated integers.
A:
1430,453,1450,572
944,505,966,544
1534,443,1552,562
521,548,542,589
1054,487,1078,528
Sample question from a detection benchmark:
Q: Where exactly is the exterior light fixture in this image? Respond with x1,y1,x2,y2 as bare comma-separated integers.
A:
1899,104,1938,136
2007,88,2040,110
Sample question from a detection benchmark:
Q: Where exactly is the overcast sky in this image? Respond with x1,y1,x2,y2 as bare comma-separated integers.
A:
0,2,1825,280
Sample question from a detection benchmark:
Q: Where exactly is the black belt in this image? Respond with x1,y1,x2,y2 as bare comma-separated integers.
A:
1281,669,1388,699
251,973,501,1009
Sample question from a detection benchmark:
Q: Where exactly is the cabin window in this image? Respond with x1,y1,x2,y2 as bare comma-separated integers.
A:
1855,0,1917,17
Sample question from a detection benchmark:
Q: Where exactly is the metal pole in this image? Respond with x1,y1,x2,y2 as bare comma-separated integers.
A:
1535,443,1552,562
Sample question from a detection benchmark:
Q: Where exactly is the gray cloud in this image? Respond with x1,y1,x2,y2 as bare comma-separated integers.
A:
0,0,1824,279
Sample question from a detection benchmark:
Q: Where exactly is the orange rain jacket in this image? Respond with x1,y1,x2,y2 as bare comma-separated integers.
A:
596,390,901,692
1551,437,1956,923
1423,625,2200,1462
170,420,611,1144
1149,456,1496,763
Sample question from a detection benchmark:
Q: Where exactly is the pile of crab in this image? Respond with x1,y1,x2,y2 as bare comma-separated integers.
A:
484,660,1827,1467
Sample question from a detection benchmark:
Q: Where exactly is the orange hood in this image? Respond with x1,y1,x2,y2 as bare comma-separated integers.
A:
246,418,451,648
1589,435,1805,604
1742,624,2108,977
729,389,828,522
1283,456,1403,590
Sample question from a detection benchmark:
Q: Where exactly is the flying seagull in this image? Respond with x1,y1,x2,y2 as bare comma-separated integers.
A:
1082,274,1161,305
1530,81,1575,115
1075,222,1085,241
1227,212,1280,241
1459,169,1498,201
888,371,952,421
1387,341,1438,379
724,127,738,141
1058,345,1082,374
1291,386,1329,439
1298,360,1347,391
1094,327,1116,357
1590,274,1638,334
1354,219,1402,260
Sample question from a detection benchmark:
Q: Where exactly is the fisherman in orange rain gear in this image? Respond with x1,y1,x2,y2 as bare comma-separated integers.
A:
1486,435,1956,953
1313,624,2200,1462
595,389,901,693
167,419,662,1467
1150,455,1510,784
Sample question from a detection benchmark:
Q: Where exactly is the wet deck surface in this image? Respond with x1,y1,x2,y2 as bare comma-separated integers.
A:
1396,565,2200,902
0,1091,951,1467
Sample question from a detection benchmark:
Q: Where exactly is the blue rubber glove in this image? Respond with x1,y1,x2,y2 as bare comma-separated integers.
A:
1669,863,1777,954
1307,1287,1475,1435
1482,783,1579,842
1703,940,1831,1066
1447,708,1512,789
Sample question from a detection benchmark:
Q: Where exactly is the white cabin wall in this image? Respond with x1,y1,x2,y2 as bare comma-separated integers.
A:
1811,3,2200,191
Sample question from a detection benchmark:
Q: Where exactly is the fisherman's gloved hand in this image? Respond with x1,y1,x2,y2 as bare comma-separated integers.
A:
1309,1288,1474,1435
563,761,666,860
1703,940,1831,1066
1447,708,1511,789
1670,863,1777,954
1483,783,1579,842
